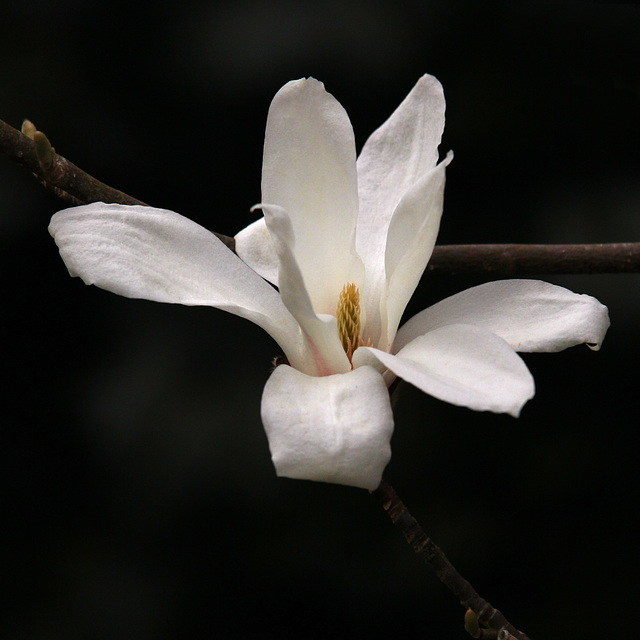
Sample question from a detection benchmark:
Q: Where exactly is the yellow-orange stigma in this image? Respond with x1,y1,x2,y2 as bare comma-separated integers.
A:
337,283,362,364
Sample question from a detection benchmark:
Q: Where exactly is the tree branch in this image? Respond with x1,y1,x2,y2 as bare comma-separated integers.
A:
0,117,236,251
427,242,640,276
2,116,639,273
372,480,531,640
1,117,146,207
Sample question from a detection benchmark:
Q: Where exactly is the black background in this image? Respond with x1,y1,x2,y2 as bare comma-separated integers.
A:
2,3,639,639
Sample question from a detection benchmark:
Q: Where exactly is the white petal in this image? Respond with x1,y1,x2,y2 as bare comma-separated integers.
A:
49,203,312,372
382,152,453,349
356,75,446,345
262,78,363,315
260,203,351,376
353,324,535,417
234,216,279,286
261,364,394,490
357,74,445,251
394,279,610,353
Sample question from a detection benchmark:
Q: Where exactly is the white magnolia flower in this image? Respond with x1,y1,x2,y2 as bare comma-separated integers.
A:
49,75,610,491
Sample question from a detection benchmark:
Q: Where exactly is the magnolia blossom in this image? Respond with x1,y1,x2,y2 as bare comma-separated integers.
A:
49,75,610,491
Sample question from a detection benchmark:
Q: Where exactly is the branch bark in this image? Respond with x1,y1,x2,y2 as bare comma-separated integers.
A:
2,115,639,273
372,480,531,640
1,117,146,207
0,117,236,251
427,242,640,276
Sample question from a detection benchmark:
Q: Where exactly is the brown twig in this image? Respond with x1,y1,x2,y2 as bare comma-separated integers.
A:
372,480,531,640
427,242,640,275
2,115,639,271
0,117,236,251
1,117,146,207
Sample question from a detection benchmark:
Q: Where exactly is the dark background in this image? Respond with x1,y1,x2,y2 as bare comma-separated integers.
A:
2,3,639,639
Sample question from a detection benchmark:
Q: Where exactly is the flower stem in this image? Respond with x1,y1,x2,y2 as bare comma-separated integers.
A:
372,479,531,640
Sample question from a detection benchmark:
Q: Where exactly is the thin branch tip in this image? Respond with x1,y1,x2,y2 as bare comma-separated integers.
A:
1,116,238,248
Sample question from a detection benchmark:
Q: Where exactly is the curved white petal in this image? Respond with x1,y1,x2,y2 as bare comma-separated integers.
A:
263,78,363,315
356,75,446,346
260,203,351,376
380,152,452,349
394,280,610,354
234,216,279,286
49,203,312,372
261,364,394,490
353,324,535,417
356,74,445,255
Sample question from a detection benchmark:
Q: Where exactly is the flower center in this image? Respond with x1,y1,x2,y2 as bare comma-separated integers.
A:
337,283,361,363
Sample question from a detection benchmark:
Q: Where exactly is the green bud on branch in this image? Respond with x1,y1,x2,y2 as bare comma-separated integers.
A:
21,119,37,140
465,608,480,636
33,130,56,168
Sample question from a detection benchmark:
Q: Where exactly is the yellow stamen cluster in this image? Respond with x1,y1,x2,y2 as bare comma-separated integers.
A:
337,283,362,363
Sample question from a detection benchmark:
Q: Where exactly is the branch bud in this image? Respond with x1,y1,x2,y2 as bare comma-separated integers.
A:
21,119,37,140
465,608,480,637
33,130,56,168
